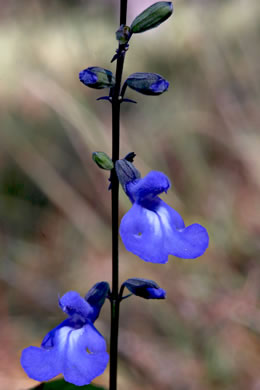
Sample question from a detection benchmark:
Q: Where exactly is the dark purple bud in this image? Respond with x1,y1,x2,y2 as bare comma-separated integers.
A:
79,67,115,89
126,72,169,96
124,278,166,299
85,281,110,322
115,159,141,193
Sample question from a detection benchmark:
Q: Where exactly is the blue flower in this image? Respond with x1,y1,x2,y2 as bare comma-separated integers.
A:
21,291,109,386
119,169,209,263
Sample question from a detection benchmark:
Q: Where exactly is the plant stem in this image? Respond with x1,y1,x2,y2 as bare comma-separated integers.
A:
109,1,128,390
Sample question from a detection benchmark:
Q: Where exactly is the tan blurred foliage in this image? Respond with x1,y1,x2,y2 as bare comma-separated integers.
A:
0,0,260,389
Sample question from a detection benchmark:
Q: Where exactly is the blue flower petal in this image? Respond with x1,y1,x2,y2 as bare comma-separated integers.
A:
79,69,98,86
59,291,93,320
120,202,169,263
166,222,209,259
41,319,71,349
120,198,209,263
146,287,166,299
21,291,109,386
126,171,170,201
21,320,109,386
63,322,109,386
21,346,61,382
150,79,169,94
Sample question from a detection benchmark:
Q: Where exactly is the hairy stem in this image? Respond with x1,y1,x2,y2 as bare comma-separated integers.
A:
109,1,128,390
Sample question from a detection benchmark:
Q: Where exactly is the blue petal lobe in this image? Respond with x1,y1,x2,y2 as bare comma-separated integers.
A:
79,69,98,85
120,197,208,262
126,171,170,201
21,346,61,382
146,287,166,299
64,352,109,386
80,321,107,353
41,319,71,349
166,223,209,259
120,202,169,263
156,199,185,230
59,291,93,320
150,79,169,94
63,322,109,386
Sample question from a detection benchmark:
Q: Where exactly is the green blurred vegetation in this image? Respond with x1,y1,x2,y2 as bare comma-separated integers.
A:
31,378,105,389
1,0,260,389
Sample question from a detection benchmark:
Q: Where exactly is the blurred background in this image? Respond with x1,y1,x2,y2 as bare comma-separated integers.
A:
1,0,260,389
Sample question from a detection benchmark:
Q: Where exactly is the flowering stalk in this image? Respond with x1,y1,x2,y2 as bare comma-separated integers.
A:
109,1,128,389
20,2,209,389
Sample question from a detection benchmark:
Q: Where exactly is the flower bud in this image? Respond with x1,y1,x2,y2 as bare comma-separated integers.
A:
115,159,141,192
124,278,166,299
85,281,110,322
92,152,114,170
79,67,115,89
85,281,110,307
126,72,169,96
130,2,173,34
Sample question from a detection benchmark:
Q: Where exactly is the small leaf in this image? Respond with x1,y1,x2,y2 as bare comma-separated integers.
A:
30,378,106,390
92,152,114,170
130,2,173,34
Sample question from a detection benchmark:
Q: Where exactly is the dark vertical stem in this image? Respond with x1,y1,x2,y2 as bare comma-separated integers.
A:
109,1,128,390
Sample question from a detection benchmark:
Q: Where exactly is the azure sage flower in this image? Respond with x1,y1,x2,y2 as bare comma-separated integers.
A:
21,290,109,386
117,163,209,263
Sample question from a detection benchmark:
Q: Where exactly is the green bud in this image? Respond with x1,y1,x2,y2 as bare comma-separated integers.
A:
130,2,173,34
116,24,131,44
92,152,114,170
79,67,115,89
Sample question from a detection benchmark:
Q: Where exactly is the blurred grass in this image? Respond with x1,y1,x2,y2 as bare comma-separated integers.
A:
0,0,260,389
